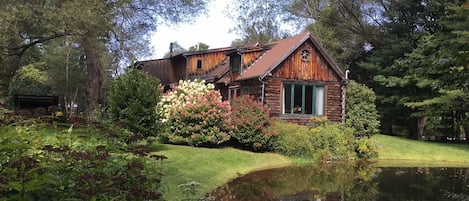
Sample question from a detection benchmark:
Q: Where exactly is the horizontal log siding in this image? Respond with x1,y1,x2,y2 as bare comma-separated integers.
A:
262,78,342,125
325,82,343,122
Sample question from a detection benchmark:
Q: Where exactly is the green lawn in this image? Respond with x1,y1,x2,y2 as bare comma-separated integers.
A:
154,134,469,199
372,134,469,166
4,122,469,200
150,144,292,200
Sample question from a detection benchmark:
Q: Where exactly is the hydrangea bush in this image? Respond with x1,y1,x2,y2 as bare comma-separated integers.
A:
231,96,276,151
158,80,231,146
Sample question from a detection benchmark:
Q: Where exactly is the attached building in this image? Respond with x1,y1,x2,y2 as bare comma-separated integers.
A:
139,32,347,124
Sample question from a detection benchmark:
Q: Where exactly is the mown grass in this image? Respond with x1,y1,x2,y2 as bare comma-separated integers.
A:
372,134,469,167
150,144,292,200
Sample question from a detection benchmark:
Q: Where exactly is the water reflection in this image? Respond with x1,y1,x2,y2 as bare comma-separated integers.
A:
208,163,469,201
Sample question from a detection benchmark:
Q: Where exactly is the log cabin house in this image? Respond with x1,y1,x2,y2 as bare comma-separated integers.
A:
138,32,347,124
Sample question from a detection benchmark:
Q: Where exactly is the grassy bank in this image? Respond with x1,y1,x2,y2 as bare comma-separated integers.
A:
150,144,292,200
372,134,469,166
153,134,469,200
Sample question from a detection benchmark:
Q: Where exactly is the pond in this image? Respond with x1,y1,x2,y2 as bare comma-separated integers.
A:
208,163,469,201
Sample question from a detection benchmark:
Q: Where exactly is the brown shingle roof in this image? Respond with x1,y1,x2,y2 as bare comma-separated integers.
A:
236,32,345,81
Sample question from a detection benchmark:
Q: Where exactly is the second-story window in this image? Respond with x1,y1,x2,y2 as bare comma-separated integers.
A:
196,59,203,70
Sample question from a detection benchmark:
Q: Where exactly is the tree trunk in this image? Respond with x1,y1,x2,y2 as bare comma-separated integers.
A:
82,38,104,120
408,118,419,140
417,116,427,140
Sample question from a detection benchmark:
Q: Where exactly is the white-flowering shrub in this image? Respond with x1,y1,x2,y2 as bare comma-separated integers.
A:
158,79,231,146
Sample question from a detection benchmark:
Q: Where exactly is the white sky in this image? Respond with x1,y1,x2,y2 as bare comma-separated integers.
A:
148,0,237,59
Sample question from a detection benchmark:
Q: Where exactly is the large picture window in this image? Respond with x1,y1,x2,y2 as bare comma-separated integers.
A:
282,83,325,116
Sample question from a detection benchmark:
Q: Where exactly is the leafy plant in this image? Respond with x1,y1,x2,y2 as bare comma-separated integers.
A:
107,68,163,138
270,121,314,158
8,64,52,97
354,138,379,160
345,81,380,137
0,120,165,200
310,122,355,161
230,96,276,151
158,80,231,146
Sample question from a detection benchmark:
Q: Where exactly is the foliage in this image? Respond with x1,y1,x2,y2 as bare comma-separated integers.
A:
395,4,469,140
0,120,165,200
354,138,379,160
270,121,314,159
345,81,380,137
310,122,355,161
0,0,209,118
43,38,87,117
188,42,210,52
228,0,286,44
230,96,276,151
158,80,231,146
8,64,52,97
107,68,162,138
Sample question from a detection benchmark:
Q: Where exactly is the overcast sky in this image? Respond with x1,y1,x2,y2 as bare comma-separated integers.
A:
149,0,237,59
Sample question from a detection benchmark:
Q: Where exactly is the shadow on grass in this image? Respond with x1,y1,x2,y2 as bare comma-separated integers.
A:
149,143,170,152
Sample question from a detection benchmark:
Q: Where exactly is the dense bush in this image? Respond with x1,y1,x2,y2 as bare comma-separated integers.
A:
310,122,355,161
231,96,276,151
354,138,379,160
345,81,380,137
107,68,162,138
0,121,164,200
270,121,314,158
158,80,231,146
8,64,53,104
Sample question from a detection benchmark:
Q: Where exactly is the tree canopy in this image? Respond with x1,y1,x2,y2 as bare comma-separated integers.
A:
229,0,469,141
0,0,209,118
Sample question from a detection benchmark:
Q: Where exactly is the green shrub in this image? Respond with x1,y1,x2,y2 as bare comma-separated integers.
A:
354,138,379,160
0,123,164,200
158,80,231,146
107,68,162,138
310,122,355,161
231,96,276,151
345,81,380,137
271,121,314,158
9,64,52,97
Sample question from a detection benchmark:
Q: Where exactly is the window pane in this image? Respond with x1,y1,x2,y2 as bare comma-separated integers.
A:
305,86,313,114
294,85,302,114
315,86,325,116
283,84,292,114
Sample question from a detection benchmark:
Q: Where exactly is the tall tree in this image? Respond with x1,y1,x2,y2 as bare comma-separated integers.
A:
400,3,469,140
0,0,209,118
358,0,467,138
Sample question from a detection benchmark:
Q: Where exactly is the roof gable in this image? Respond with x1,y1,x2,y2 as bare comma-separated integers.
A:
236,32,345,81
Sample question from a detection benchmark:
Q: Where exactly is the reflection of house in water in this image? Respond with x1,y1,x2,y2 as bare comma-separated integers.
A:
139,32,347,125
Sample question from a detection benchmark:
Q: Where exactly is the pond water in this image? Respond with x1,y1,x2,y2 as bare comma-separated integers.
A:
208,163,469,201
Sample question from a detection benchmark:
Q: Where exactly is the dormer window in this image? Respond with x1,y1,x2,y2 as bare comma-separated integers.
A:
196,59,203,70
301,50,310,62
230,53,241,73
